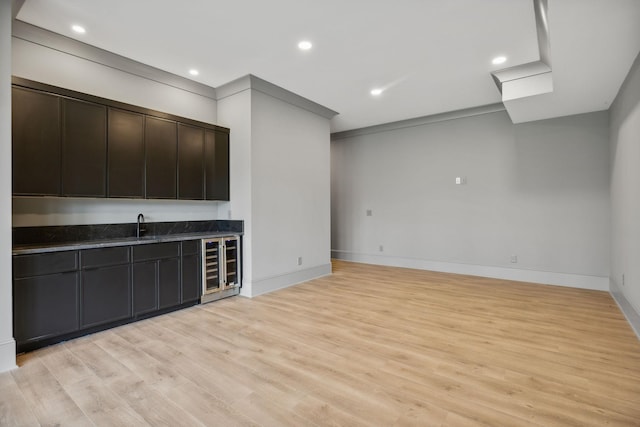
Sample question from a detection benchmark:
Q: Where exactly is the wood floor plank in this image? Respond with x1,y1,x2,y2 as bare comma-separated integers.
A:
10,357,94,426
2,259,640,426
63,377,152,427
0,371,40,426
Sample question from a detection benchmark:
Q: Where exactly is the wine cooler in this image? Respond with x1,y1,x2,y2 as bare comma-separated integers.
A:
201,236,241,303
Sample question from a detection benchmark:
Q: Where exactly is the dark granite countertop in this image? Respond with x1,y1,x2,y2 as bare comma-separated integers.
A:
13,220,243,255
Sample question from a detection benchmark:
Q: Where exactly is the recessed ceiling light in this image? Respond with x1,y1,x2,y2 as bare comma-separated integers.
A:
298,41,312,50
492,56,507,65
189,69,199,76
71,24,86,34
370,88,383,96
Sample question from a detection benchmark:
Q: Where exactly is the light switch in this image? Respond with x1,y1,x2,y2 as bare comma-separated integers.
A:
456,177,462,185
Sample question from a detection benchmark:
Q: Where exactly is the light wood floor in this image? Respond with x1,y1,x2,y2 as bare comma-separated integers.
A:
2,260,640,426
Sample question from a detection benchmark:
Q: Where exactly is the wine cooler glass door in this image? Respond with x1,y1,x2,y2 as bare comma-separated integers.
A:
203,239,222,294
223,236,240,289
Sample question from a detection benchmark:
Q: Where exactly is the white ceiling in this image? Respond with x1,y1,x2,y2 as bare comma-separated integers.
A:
15,0,640,132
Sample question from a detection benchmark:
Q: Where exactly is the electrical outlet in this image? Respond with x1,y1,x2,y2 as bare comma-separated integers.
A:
297,257,303,266
510,255,518,263
366,209,373,216
379,245,384,252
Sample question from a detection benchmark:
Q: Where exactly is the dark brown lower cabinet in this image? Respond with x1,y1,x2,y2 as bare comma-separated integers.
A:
13,239,206,353
159,258,181,309
133,242,181,316
133,261,157,316
181,240,201,303
13,272,80,346
81,264,131,328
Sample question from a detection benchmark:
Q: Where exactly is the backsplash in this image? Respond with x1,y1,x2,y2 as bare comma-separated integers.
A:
13,220,243,246
12,196,231,227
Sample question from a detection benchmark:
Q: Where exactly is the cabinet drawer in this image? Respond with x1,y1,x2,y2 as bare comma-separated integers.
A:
13,251,78,278
133,242,180,262
81,246,130,268
182,240,200,256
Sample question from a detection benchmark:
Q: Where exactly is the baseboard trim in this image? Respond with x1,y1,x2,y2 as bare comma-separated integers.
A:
610,280,640,341
331,251,609,291
248,263,332,297
0,338,17,373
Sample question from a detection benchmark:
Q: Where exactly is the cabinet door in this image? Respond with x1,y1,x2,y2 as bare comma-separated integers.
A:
159,257,181,309
181,253,201,303
178,124,204,200
62,98,107,197
204,130,230,201
12,87,61,196
145,116,177,199
13,272,79,344
133,261,157,315
108,108,145,198
81,264,131,328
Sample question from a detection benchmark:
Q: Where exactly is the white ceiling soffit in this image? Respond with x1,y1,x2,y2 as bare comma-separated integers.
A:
494,0,640,124
13,0,640,131
491,0,553,121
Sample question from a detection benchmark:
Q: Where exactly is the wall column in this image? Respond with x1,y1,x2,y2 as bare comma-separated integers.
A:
0,0,17,373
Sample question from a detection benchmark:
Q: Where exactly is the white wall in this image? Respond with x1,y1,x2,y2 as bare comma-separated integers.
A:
216,77,333,297
217,89,253,295
12,197,225,227
12,37,216,123
1,0,17,373
610,51,640,331
251,90,332,295
11,36,223,227
331,109,610,290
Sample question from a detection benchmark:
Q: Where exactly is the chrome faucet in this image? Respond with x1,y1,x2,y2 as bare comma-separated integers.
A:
136,213,146,238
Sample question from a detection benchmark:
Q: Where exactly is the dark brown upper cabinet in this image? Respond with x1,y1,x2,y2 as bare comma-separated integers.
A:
107,108,145,198
205,130,230,201
145,116,177,199
12,87,62,196
62,98,107,197
178,124,205,200
11,77,230,201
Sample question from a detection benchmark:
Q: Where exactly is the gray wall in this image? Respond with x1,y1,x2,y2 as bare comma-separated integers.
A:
331,109,610,290
610,51,640,330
